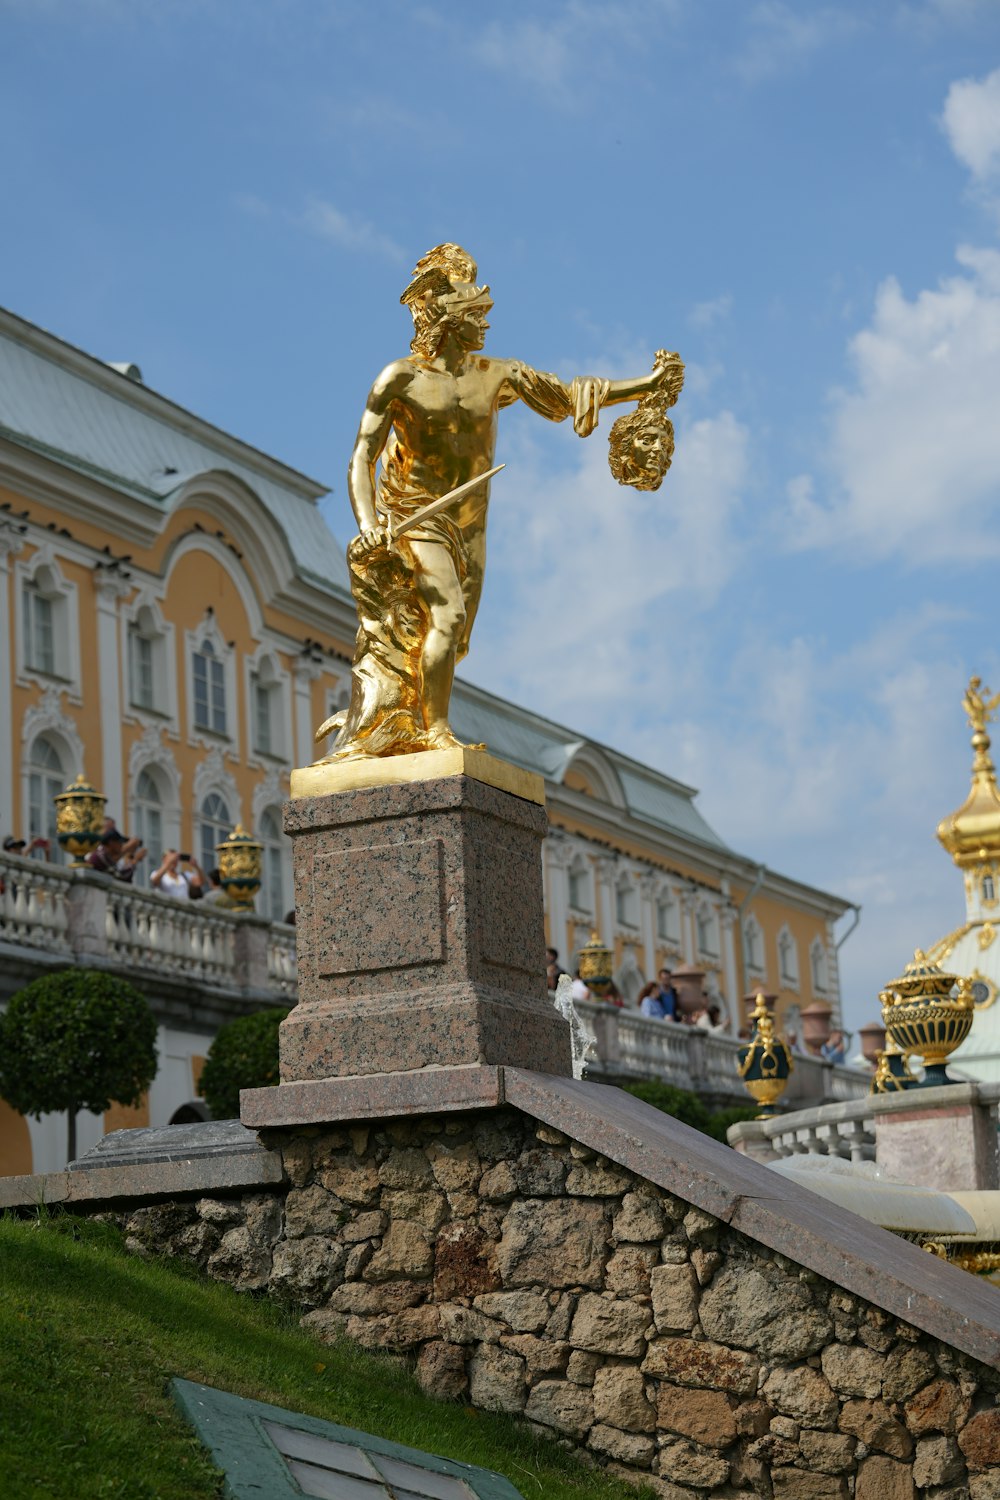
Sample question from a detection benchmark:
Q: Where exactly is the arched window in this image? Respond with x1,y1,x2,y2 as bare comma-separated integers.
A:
26,734,67,858
744,914,764,974
983,873,996,905
810,938,829,995
22,578,56,675
778,927,799,988
696,907,719,958
568,858,592,915
199,792,232,873
615,878,638,929
656,892,679,944
260,807,287,921
251,657,285,757
133,769,165,887
193,639,227,735
128,605,168,713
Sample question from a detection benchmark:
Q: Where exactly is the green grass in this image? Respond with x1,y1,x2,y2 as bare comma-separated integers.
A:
0,1212,656,1500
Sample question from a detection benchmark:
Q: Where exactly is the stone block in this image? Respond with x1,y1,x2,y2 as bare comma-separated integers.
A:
605,1246,658,1298
763,1365,838,1427
839,1399,913,1459
771,1472,849,1499
468,1345,526,1414
416,1341,468,1401
433,1223,498,1300
883,1345,936,1403
497,1198,609,1289
592,1365,656,1433
821,1342,884,1398
642,1337,759,1396
346,1305,440,1351
960,1410,1000,1470
655,1438,730,1488
473,1291,550,1332
568,1292,652,1357
524,1379,594,1438
855,1454,916,1500
649,1262,699,1334
363,1221,433,1282
269,1236,346,1304
914,1434,964,1487
656,1384,737,1448
613,1191,667,1243
908,1379,969,1436
699,1262,832,1360
279,775,571,1080
500,1334,568,1379
875,1095,999,1192
798,1429,856,1473
588,1424,656,1466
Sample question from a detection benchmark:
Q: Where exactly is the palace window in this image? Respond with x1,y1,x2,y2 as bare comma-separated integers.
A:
199,792,232,874
810,938,829,995
193,639,227,736
22,582,55,675
615,879,638,929
132,769,165,887
568,859,592,914
983,873,996,904
744,915,764,973
778,927,799,987
696,907,719,958
656,893,680,944
260,807,288,922
26,734,67,858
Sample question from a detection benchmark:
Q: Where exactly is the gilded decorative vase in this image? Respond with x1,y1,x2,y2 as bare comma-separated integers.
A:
880,950,974,1089
216,824,263,912
578,930,613,1000
870,1043,916,1094
737,993,794,1117
53,774,106,867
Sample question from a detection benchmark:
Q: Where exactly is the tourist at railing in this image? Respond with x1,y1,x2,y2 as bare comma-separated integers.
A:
545,946,569,994
638,981,673,1020
86,828,145,882
200,867,227,905
785,1026,805,1056
656,967,680,1018
821,1030,847,1065
570,971,589,1003
692,1002,725,1033
150,849,205,900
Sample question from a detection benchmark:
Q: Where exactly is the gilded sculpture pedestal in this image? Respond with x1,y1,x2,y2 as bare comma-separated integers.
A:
264,752,572,1098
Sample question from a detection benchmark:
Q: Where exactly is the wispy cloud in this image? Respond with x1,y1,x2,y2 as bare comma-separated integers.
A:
689,294,733,330
732,2,861,83
300,197,405,263
940,66,1000,182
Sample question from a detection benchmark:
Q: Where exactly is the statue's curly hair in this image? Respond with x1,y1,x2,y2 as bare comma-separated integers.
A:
401,244,489,357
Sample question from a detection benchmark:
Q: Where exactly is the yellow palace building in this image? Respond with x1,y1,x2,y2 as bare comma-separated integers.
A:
0,306,855,1171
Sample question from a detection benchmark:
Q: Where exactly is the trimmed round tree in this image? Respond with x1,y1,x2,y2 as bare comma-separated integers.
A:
198,1007,288,1119
0,968,158,1164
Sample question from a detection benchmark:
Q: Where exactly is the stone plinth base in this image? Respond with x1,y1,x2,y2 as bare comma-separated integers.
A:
281,761,571,1082
874,1081,999,1192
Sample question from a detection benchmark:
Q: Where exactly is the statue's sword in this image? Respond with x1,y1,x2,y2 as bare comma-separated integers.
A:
384,463,505,543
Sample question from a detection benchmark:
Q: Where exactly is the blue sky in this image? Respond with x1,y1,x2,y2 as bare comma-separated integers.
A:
5,0,1000,1031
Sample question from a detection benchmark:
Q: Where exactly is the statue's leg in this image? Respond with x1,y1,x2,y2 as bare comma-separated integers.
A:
456,521,486,663
406,535,466,738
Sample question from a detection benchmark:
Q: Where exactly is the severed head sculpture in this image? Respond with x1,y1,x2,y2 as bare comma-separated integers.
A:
607,348,684,492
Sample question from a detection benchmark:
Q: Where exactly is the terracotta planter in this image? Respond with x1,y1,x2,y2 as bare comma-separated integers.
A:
857,1021,886,1066
800,1000,833,1057
670,963,706,1018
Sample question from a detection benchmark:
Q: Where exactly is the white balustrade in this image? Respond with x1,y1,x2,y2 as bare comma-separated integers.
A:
106,884,238,982
746,1097,877,1162
0,851,72,955
267,925,298,994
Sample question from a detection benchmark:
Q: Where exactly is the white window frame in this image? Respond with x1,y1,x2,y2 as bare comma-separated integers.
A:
15,548,81,699
198,790,234,874
123,595,176,726
744,913,765,978
245,645,292,764
778,925,800,990
23,731,72,861
810,937,829,996
567,856,593,916
696,903,720,960
185,616,238,752
615,875,639,931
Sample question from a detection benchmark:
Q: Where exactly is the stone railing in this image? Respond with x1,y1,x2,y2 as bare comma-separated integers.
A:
575,998,871,1106
0,849,295,1002
728,1096,877,1162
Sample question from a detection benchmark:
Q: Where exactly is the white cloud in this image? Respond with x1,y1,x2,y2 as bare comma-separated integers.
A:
300,197,404,264
733,2,861,83
784,245,1000,564
941,66,1000,181
689,294,733,329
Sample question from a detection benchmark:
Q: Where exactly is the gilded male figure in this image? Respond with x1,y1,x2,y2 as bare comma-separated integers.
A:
319,244,683,761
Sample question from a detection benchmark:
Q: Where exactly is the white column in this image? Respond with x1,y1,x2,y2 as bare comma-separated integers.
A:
294,660,323,767
680,884,697,962
0,527,25,831
594,855,617,946
638,872,658,980
93,573,131,812
719,903,739,1021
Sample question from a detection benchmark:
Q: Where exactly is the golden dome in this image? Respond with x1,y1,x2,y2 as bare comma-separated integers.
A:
937,677,1000,869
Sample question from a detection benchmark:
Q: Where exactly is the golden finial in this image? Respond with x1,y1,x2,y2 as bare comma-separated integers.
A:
937,676,1000,870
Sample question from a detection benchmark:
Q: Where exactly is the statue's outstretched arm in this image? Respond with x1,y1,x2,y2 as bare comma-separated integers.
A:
507,351,682,438
347,367,403,534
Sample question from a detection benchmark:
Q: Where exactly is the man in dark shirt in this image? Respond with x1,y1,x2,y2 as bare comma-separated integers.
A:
86,829,145,882
656,968,679,1020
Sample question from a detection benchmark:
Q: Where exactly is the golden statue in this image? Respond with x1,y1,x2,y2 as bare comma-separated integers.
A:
963,676,1000,736
317,244,684,761
607,350,682,492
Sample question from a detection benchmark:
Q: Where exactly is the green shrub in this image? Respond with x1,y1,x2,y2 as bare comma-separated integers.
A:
0,968,157,1162
622,1080,756,1144
198,1007,288,1118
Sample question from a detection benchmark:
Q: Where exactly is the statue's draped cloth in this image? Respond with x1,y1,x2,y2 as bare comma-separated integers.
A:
325,366,600,761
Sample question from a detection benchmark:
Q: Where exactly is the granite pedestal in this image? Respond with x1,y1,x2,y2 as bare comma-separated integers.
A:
277,757,571,1084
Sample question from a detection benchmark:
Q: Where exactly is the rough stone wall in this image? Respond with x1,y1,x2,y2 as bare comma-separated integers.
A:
120,1108,1000,1499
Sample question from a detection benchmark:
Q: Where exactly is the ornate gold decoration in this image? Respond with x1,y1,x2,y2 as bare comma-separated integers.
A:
578,930,614,999
870,1042,916,1093
978,921,996,950
53,774,106,867
216,824,263,913
737,993,794,1117
948,1248,1000,1277
880,950,974,1087
967,969,997,1011
937,676,1000,870
313,244,684,763
926,921,971,965
607,350,683,492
